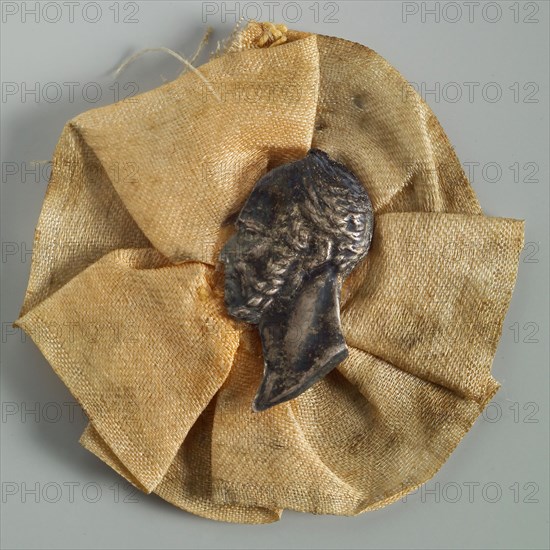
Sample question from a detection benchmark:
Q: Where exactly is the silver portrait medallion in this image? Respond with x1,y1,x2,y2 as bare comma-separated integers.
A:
220,149,374,412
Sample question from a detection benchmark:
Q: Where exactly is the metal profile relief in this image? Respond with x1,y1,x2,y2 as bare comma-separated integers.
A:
220,149,374,412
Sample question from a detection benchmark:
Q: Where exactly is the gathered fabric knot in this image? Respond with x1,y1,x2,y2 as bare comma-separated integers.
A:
255,22,288,48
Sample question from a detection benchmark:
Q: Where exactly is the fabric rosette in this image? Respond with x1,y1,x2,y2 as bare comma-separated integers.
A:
16,22,524,523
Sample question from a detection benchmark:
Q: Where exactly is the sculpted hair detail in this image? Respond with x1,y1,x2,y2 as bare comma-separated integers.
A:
220,149,374,324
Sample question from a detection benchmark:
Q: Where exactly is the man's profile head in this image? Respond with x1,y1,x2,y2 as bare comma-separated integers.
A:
220,148,374,411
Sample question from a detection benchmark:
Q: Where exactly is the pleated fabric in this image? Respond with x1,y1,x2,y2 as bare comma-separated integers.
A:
16,22,523,523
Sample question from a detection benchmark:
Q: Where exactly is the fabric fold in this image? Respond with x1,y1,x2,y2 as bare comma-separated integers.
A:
18,122,151,318
80,406,283,524
341,212,524,401
310,34,482,215
16,249,241,492
208,332,495,515
210,330,364,514
70,34,320,266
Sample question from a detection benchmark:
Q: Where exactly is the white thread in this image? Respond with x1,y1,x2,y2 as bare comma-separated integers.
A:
113,28,220,101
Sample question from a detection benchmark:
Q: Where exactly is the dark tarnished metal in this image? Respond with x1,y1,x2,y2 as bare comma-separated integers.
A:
220,148,374,412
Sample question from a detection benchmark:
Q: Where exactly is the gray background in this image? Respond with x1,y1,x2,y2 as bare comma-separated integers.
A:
1,1,548,549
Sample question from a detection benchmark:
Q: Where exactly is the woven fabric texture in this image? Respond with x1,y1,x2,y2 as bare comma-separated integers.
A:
16,23,524,523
